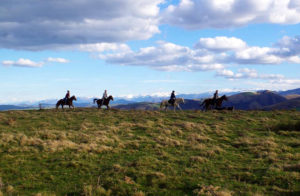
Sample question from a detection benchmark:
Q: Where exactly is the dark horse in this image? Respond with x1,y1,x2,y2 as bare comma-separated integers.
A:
93,95,114,109
56,95,77,109
200,95,228,111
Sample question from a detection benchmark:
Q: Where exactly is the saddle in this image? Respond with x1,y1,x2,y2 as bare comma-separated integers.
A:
64,98,69,104
168,99,175,105
101,98,107,104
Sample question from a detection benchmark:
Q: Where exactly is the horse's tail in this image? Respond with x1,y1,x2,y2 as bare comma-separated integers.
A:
160,101,165,109
199,100,205,107
93,98,98,104
56,100,61,109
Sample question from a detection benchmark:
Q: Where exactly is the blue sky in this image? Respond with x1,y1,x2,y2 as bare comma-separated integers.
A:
0,0,300,103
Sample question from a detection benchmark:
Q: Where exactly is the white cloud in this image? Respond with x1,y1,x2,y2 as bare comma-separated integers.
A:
247,78,300,90
0,0,163,50
142,80,182,83
217,68,284,80
78,43,130,53
97,35,300,72
2,58,44,68
100,41,224,71
233,47,283,64
47,57,70,63
2,57,70,68
195,36,247,51
162,0,300,29
275,36,300,56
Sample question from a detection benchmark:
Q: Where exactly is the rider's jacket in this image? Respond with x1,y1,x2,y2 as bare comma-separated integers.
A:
170,92,176,100
213,91,218,100
102,91,107,99
65,92,70,99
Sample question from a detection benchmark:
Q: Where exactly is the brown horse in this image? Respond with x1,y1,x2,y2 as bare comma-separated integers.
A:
56,95,77,109
93,95,114,109
200,95,228,111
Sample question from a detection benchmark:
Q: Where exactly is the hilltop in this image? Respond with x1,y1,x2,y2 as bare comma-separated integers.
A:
0,109,299,195
1,88,300,111
223,91,287,110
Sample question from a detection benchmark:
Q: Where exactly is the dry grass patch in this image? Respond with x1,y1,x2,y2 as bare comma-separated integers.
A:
187,133,211,144
283,163,300,172
190,156,208,163
155,135,181,147
193,185,232,196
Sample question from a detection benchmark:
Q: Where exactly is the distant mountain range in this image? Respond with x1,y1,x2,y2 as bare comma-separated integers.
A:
1,88,300,111
223,90,287,110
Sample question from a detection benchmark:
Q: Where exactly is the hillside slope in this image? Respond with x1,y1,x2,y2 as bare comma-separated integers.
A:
0,109,299,195
263,97,300,110
223,91,287,110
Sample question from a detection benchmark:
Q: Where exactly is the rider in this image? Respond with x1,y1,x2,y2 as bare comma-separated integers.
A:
169,90,176,105
213,90,219,108
64,90,70,104
101,90,108,105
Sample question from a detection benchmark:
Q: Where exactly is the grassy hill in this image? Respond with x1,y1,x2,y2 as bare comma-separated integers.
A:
0,109,299,195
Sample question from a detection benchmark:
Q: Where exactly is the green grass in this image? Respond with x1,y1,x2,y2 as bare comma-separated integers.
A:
0,109,299,195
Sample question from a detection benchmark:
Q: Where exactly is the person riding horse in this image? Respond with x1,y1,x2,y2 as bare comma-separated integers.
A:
169,90,176,106
213,90,219,108
64,90,70,104
101,90,108,105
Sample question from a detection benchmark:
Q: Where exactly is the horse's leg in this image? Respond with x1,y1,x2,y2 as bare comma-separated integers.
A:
178,104,182,111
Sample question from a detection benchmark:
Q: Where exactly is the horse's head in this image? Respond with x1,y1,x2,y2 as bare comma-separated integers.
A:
71,95,77,101
109,95,114,101
222,95,228,101
180,98,185,104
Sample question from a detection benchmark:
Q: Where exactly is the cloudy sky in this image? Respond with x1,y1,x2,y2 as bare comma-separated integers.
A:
0,0,300,103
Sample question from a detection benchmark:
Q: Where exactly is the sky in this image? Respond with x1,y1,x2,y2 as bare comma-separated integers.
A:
0,0,300,104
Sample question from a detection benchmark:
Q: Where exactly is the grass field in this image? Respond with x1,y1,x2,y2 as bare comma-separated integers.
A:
0,109,299,195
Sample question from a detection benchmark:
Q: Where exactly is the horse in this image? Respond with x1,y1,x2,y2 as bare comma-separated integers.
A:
56,95,77,109
200,95,228,111
160,98,184,111
93,95,114,109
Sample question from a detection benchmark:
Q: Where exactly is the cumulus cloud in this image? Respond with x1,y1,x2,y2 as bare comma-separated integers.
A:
162,0,300,29
100,41,224,72
97,35,300,72
2,58,44,68
275,36,300,56
247,78,300,90
216,68,285,80
78,43,130,53
0,0,163,50
46,57,69,63
2,57,70,68
195,36,247,51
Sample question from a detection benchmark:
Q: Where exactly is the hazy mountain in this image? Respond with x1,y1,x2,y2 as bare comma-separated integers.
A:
0,105,34,111
223,90,287,110
278,88,300,96
263,97,300,111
